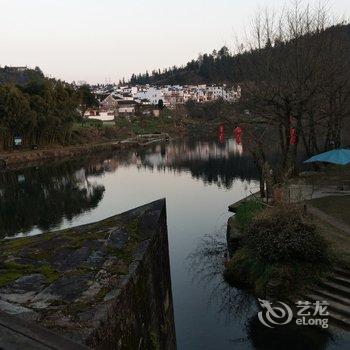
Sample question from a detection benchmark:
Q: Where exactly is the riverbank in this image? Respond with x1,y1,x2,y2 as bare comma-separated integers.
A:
0,133,170,171
225,178,350,330
0,105,240,171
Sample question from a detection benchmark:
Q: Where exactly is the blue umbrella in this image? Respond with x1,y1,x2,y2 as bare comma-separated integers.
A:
304,148,350,165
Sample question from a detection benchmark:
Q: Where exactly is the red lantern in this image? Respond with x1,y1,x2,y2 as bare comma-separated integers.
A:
290,127,297,145
234,126,243,144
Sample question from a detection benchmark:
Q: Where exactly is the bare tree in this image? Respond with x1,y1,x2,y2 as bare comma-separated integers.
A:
235,1,350,178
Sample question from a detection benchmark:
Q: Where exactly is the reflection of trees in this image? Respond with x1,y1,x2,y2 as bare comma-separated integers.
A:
188,232,255,321
163,155,259,188
136,139,261,189
0,157,106,238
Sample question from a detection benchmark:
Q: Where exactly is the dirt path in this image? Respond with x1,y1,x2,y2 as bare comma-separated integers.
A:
307,205,350,235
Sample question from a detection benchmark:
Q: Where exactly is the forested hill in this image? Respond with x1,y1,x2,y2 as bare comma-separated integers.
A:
130,24,350,86
0,66,45,85
130,46,235,85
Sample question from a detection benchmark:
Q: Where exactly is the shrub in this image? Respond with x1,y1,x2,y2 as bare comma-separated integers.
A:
245,205,329,264
224,247,268,294
87,118,103,128
235,200,263,232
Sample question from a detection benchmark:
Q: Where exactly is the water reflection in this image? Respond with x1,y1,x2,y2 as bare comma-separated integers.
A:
0,138,258,238
0,157,106,238
137,138,258,187
188,232,255,320
188,232,339,350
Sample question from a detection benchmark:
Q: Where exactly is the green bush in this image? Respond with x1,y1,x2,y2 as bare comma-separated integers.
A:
245,205,329,264
224,247,268,294
224,205,332,299
88,119,103,128
235,200,263,232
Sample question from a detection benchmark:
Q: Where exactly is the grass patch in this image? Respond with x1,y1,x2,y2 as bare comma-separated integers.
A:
0,261,59,287
115,116,174,135
235,200,263,232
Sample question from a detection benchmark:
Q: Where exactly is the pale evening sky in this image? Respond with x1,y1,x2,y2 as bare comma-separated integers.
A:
0,0,348,83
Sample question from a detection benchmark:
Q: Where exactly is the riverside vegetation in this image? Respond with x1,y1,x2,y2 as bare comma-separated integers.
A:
224,203,332,299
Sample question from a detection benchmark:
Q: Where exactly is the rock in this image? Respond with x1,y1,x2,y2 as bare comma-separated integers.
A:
106,228,129,249
103,289,121,302
34,273,93,303
86,250,105,265
79,282,102,301
13,274,46,292
52,247,91,271
0,291,37,304
42,311,75,330
0,299,39,323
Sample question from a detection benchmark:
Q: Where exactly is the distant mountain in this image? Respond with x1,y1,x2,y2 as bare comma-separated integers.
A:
130,24,350,86
0,66,45,85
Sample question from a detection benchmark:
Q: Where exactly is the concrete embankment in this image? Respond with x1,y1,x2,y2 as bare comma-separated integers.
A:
0,199,176,349
0,133,170,171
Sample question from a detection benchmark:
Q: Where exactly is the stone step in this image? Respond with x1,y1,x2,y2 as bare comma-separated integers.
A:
328,274,350,289
327,311,350,331
333,267,350,279
299,295,350,331
308,287,350,307
306,293,350,318
318,281,350,299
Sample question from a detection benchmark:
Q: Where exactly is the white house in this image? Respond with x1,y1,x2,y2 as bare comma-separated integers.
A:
117,100,139,115
135,87,164,105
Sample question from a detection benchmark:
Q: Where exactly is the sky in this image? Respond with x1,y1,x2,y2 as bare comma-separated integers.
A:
0,0,349,84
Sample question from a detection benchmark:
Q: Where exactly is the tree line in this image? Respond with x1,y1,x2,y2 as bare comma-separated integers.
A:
131,1,350,182
0,77,97,150
130,46,236,85
235,3,350,179
0,66,44,85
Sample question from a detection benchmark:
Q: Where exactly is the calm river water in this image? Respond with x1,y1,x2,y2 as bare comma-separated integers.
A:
0,137,349,349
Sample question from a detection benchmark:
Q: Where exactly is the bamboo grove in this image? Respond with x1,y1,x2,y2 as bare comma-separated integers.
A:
0,79,93,150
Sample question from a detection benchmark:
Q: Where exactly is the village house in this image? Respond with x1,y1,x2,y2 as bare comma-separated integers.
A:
100,94,118,110
117,100,139,116
91,84,242,118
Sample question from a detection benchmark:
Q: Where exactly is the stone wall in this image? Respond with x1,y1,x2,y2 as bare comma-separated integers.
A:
87,200,177,350
0,199,176,349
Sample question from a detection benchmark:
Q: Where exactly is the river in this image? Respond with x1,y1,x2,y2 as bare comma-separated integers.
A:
0,137,349,349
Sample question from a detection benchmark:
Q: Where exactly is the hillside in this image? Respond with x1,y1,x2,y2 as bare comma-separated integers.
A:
130,24,350,86
0,66,45,85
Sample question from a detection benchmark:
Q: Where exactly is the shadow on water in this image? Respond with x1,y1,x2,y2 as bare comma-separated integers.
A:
247,315,334,350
